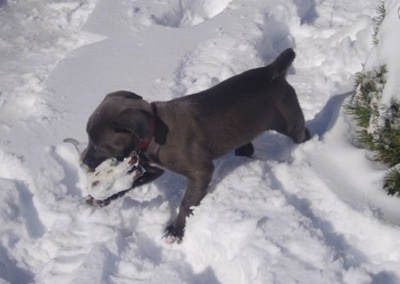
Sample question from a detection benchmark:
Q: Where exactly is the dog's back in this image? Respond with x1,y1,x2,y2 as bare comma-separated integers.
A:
161,48,307,159
184,48,295,104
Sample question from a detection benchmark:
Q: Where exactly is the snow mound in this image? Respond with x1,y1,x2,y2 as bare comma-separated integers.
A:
151,0,233,27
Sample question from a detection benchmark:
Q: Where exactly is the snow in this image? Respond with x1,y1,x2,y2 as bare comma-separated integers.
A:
0,0,400,283
366,0,400,106
85,153,145,202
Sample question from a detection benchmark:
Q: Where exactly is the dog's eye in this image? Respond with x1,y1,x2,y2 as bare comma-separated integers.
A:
113,126,130,133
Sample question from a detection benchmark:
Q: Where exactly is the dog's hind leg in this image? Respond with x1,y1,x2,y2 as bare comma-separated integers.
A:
274,85,311,144
235,143,254,157
283,119,310,144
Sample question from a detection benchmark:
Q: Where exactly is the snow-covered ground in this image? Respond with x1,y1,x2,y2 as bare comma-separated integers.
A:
1,0,400,283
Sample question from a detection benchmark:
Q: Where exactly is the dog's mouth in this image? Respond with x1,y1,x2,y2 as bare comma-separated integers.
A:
88,152,136,171
85,156,127,172
84,159,105,172
116,155,126,162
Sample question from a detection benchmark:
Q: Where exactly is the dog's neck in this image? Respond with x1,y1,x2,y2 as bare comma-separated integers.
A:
138,103,158,151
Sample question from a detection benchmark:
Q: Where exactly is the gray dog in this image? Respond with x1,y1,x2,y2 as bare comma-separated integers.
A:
83,48,310,243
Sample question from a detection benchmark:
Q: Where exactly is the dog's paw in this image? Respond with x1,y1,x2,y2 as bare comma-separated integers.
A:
164,225,184,244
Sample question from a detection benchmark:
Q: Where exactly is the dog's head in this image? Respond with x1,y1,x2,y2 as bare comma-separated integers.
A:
82,91,154,170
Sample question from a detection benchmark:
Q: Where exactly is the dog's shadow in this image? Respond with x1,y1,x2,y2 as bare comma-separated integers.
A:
306,91,351,138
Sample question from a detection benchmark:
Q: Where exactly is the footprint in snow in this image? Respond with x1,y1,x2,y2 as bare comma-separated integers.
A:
140,0,233,28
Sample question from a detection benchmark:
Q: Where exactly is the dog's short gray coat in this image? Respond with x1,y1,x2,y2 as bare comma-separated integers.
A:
83,48,310,242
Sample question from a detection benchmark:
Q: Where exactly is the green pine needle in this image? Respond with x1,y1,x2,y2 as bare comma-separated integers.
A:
345,64,400,196
384,168,400,196
373,1,386,45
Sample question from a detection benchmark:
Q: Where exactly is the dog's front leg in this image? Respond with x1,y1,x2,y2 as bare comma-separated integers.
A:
165,163,213,243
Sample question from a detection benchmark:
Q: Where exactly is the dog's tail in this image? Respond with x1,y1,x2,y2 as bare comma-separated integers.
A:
270,48,295,80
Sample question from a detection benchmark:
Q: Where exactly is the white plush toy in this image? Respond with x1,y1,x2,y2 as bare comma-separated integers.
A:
64,138,146,206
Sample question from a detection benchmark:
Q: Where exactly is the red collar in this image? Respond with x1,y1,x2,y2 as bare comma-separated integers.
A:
138,103,157,151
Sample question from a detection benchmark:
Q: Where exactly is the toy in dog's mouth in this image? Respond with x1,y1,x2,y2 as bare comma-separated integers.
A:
64,138,146,206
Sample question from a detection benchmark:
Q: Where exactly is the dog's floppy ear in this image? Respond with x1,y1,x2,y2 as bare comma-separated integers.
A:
115,109,153,140
154,116,168,145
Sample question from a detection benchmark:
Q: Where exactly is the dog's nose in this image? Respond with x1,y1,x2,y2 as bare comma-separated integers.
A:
82,156,90,167
82,155,98,170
